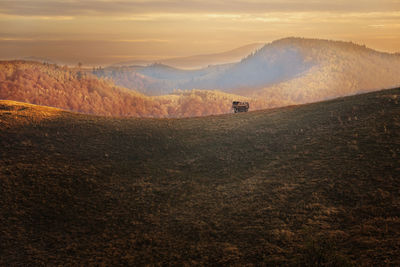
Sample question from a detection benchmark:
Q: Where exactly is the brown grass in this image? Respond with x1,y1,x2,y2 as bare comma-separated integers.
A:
0,88,399,265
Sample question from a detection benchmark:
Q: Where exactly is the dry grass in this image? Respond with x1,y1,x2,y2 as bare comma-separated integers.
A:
1,88,399,265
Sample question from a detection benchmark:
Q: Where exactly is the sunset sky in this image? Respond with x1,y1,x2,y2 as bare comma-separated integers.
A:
1,0,399,65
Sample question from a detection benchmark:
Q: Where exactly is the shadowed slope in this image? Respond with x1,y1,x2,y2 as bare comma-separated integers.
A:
0,88,399,265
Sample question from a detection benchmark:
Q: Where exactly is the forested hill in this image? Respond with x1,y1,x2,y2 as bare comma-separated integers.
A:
247,38,400,103
0,61,268,117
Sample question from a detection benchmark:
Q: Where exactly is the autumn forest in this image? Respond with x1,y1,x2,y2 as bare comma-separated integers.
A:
0,61,272,118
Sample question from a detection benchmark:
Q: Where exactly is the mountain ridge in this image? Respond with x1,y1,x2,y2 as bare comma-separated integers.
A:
111,43,264,69
95,37,400,100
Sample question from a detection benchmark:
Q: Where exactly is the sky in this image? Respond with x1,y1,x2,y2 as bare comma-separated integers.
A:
0,0,399,66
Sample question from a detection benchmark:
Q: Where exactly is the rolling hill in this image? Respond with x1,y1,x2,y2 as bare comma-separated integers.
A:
1,87,399,265
95,38,400,102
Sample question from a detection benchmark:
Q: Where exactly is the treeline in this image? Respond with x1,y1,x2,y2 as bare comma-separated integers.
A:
0,61,274,118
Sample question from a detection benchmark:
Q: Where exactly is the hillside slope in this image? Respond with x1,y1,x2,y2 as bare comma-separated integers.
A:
1,88,399,265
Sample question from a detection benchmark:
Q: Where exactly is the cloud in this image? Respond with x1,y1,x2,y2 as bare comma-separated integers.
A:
1,0,400,63
111,39,169,43
0,14,75,20
0,0,399,17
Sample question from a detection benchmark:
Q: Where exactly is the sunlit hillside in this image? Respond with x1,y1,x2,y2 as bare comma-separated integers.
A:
0,61,269,117
0,61,156,116
95,38,400,103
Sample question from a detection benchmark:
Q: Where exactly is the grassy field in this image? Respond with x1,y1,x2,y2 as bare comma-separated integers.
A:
1,88,399,265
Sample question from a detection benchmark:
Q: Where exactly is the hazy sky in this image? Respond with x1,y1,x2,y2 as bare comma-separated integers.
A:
1,0,399,65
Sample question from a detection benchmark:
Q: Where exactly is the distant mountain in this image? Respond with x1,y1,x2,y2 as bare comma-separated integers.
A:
112,43,264,69
22,56,57,65
96,38,400,104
